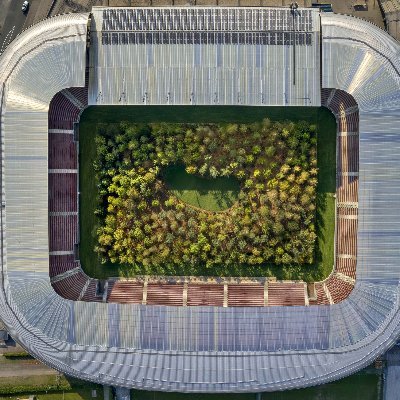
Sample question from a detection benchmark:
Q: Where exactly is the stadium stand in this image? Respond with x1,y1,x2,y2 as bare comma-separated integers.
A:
51,271,88,300
46,16,359,309
187,284,225,307
227,283,265,307
146,283,184,306
81,279,101,302
326,275,354,304
49,174,77,211
49,261,78,279
48,92,81,130
319,88,359,302
1,7,400,393
308,282,331,305
47,80,100,301
107,280,144,304
49,215,78,252
48,134,77,170
267,282,307,306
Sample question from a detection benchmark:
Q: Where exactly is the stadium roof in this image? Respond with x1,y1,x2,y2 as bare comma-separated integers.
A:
0,7,400,392
89,7,321,106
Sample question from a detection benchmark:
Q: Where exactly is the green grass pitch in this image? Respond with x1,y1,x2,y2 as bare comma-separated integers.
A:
78,106,336,282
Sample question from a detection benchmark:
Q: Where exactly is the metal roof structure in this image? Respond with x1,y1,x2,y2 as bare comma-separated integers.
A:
0,7,400,392
89,7,320,106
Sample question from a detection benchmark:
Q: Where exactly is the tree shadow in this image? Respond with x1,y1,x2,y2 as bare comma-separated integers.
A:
210,190,237,209
314,192,327,264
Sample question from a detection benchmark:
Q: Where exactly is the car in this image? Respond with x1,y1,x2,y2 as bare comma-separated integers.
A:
21,1,29,12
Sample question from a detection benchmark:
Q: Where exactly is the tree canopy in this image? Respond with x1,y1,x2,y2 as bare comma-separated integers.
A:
94,119,318,270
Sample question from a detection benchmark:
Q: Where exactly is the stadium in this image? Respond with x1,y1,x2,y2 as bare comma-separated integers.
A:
0,4,399,394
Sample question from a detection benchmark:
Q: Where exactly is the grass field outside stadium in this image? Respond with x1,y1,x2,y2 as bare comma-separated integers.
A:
79,106,336,281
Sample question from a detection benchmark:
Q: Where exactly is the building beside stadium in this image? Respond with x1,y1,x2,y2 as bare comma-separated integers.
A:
0,5,400,394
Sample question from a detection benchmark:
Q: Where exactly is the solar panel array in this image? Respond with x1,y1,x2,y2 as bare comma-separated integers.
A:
0,7,400,393
101,31,312,46
101,8,314,45
101,8,315,32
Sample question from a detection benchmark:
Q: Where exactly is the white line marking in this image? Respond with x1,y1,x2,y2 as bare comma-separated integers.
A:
0,25,15,54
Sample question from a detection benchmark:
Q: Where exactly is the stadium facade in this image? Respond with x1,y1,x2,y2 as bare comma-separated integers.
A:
0,6,400,392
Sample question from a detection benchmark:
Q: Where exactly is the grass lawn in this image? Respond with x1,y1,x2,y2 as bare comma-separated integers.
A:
79,106,336,281
163,165,240,211
0,376,102,398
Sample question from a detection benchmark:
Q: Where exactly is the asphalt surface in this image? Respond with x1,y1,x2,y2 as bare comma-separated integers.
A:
0,0,55,56
0,0,29,55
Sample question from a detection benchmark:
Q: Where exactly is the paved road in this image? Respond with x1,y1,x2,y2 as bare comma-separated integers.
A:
0,0,54,56
0,0,29,55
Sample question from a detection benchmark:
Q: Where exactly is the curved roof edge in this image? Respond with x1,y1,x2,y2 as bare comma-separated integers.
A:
0,9,399,392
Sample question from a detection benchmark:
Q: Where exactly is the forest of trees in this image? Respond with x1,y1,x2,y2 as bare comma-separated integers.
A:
94,119,318,269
